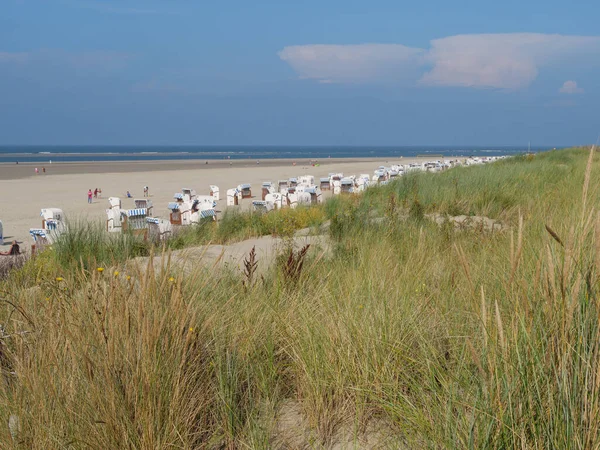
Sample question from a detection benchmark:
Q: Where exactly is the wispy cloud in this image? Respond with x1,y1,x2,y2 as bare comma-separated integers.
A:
559,80,584,94
278,44,424,84
279,33,600,90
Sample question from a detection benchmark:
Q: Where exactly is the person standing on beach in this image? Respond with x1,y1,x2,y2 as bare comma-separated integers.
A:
88,189,93,204
94,188,98,199
35,167,38,175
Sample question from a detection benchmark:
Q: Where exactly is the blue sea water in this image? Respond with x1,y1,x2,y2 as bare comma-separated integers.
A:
0,145,554,164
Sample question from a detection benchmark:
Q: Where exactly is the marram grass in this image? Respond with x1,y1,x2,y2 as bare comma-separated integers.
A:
0,147,599,448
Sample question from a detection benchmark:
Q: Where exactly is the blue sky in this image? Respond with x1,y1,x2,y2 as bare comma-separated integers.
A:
1,0,599,146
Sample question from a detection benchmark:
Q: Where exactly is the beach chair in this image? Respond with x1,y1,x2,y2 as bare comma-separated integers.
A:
226,189,241,206
168,202,183,225
261,182,272,200
239,184,252,199
209,185,220,201
252,201,270,214
147,217,172,241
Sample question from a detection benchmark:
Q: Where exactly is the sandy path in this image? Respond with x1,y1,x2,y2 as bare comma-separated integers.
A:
129,233,330,277
0,157,432,246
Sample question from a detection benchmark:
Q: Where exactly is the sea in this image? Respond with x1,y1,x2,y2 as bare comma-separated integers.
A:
0,145,555,164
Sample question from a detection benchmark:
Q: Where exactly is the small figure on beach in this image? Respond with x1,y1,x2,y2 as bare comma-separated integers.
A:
143,186,149,197
42,167,46,173
126,191,132,198
35,167,39,175
94,188,98,199
98,188,102,198
87,189,93,204
0,241,20,256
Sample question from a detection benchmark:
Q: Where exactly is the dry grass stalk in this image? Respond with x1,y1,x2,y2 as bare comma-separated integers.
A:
545,224,564,247
595,213,600,278
242,246,258,289
546,244,557,304
453,243,474,292
509,215,523,285
494,299,505,354
282,244,310,285
480,285,488,348
581,145,595,226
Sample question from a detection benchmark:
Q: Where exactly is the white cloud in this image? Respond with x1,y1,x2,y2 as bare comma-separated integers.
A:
278,44,424,83
279,33,600,90
559,80,584,94
421,33,600,89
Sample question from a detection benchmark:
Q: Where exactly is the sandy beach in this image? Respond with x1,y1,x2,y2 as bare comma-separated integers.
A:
0,156,436,246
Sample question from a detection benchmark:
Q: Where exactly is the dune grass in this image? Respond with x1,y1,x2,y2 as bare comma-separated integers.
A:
0,147,599,448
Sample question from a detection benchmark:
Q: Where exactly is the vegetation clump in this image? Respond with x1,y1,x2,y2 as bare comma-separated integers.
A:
0,147,599,448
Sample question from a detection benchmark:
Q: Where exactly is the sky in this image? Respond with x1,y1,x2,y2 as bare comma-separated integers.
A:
1,0,600,146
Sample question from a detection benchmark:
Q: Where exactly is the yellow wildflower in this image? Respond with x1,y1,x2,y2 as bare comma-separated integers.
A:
97,267,104,273
169,277,175,283
126,275,131,281
113,271,119,277
55,277,63,282
189,327,194,332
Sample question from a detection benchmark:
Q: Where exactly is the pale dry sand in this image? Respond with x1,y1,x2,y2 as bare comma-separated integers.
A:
129,233,330,277
0,157,434,246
